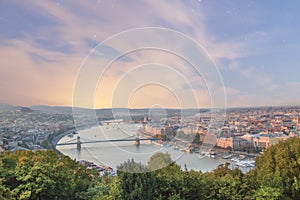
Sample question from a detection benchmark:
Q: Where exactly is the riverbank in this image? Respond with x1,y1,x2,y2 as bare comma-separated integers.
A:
50,128,76,155
52,126,117,176
51,125,97,148
138,128,260,157
56,125,256,173
51,129,76,146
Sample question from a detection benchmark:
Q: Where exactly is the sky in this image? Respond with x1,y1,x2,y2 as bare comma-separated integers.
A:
0,0,300,109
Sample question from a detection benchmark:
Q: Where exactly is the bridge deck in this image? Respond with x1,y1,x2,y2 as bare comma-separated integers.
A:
57,138,159,146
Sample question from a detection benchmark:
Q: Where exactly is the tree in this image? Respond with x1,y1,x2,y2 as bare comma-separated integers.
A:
199,163,244,200
150,162,184,199
255,186,283,200
254,137,300,198
116,159,155,200
0,178,13,200
3,137,300,200
0,150,100,200
148,152,173,171
40,140,50,149
192,133,200,144
0,151,18,190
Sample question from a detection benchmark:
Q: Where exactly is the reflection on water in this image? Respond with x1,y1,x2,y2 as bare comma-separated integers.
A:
57,124,249,172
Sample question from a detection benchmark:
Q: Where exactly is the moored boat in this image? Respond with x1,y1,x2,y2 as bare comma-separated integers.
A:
222,154,233,159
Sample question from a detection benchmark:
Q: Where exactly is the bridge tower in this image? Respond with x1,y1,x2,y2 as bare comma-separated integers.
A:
77,136,81,150
134,136,140,145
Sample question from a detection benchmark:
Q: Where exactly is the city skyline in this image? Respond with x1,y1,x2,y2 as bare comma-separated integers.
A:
1,1,300,108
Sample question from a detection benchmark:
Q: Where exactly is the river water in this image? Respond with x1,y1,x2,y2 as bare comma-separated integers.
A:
57,123,248,172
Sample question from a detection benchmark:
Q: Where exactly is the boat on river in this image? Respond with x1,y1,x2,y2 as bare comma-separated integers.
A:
222,154,233,159
235,160,255,168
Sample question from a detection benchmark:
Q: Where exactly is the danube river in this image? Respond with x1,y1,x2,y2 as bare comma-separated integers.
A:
57,123,249,172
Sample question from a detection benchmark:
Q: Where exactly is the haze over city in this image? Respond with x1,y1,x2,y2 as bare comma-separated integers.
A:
1,0,300,108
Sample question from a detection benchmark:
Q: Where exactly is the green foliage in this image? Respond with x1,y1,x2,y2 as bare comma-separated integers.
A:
192,133,201,144
0,178,13,200
40,140,50,149
254,137,300,198
197,163,245,200
112,139,300,199
113,153,246,200
115,159,155,200
148,152,173,170
2,138,300,199
0,150,100,200
151,163,184,199
255,186,283,200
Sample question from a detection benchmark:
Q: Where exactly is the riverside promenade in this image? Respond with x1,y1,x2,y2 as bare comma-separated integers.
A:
51,129,76,146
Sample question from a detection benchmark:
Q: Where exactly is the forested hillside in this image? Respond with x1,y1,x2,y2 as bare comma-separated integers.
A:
2,138,300,199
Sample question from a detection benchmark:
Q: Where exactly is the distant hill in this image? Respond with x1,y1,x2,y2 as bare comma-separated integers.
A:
0,103,34,113
30,105,92,114
0,103,20,112
30,106,148,115
30,105,209,117
19,107,34,112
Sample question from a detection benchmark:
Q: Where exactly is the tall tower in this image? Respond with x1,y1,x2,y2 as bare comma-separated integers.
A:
77,136,81,150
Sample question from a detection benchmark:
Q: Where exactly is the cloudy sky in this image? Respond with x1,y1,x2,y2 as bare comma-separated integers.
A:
1,0,300,108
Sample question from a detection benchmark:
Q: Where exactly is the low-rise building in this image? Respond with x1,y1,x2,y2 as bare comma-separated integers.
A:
217,136,250,149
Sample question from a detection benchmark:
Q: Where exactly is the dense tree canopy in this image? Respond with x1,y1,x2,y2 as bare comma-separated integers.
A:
2,138,300,199
112,138,300,199
0,150,101,200
254,137,300,199
148,152,173,171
